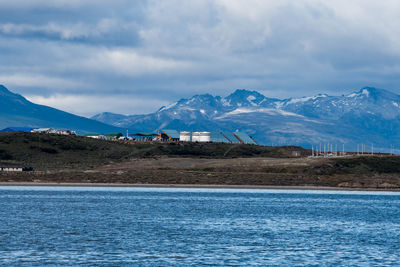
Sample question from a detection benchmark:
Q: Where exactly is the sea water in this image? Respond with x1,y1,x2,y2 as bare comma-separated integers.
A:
0,186,399,266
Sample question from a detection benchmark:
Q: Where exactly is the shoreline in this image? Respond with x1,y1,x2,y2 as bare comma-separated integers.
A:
1,182,400,192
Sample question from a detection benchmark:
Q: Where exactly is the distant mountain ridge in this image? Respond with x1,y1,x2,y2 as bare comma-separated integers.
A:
0,85,122,134
92,87,400,151
1,83,399,151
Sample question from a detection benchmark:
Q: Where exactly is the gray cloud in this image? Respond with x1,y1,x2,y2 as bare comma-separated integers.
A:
1,0,400,116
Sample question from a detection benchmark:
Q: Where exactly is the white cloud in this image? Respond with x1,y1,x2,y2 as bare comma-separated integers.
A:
25,94,169,117
0,0,131,9
1,0,400,114
83,48,192,76
0,73,85,89
0,19,126,40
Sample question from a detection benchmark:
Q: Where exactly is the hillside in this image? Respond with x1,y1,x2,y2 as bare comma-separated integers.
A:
0,85,122,135
0,132,307,171
1,132,400,190
92,87,400,150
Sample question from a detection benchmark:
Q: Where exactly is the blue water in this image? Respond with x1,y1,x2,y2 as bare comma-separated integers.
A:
1,187,400,266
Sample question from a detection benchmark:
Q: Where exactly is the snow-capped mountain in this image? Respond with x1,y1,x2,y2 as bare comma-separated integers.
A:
280,87,400,120
92,87,400,151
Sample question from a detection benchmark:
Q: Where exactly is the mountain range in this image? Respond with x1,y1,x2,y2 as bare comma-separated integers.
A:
0,84,121,135
92,87,400,152
1,83,399,152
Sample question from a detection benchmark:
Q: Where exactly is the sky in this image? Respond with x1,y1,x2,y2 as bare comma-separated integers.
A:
1,0,400,117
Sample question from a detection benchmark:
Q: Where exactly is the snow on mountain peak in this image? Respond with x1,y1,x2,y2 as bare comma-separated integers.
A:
247,95,256,101
221,98,231,106
348,89,370,98
286,94,327,105
215,107,305,120
361,89,370,97
224,89,268,108
246,95,258,106
158,101,177,112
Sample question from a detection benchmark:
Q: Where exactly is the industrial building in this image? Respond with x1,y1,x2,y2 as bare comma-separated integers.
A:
123,129,257,144
130,132,158,141
160,129,180,141
31,128,76,135
84,133,107,139
178,130,257,144
191,132,211,142
179,131,191,142
0,125,257,145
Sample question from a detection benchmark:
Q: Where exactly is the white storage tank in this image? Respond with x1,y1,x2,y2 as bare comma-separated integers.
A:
199,131,210,142
192,131,200,142
192,131,210,142
179,131,191,142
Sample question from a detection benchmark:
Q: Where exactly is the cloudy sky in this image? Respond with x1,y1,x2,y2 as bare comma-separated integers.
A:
1,0,400,116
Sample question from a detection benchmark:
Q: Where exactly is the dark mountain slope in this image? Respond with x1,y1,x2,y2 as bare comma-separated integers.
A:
0,85,122,134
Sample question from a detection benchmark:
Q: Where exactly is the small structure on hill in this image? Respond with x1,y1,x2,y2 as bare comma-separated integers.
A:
233,132,257,145
31,128,52,134
0,166,34,172
105,133,123,140
161,129,180,142
85,133,106,139
130,132,158,141
31,128,76,135
192,131,211,142
210,132,230,143
54,129,77,135
220,132,239,143
179,131,191,142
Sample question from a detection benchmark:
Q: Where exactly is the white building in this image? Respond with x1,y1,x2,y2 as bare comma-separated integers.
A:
31,128,52,133
192,131,210,142
85,134,106,140
31,128,76,135
179,131,191,142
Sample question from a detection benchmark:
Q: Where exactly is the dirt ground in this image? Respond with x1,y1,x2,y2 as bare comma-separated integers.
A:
94,156,320,172
2,156,400,189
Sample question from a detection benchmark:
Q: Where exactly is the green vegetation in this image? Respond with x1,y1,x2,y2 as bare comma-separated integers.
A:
0,132,133,170
331,156,400,174
257,156,400,176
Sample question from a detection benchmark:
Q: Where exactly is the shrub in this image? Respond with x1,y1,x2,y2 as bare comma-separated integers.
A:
0,149,13,160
